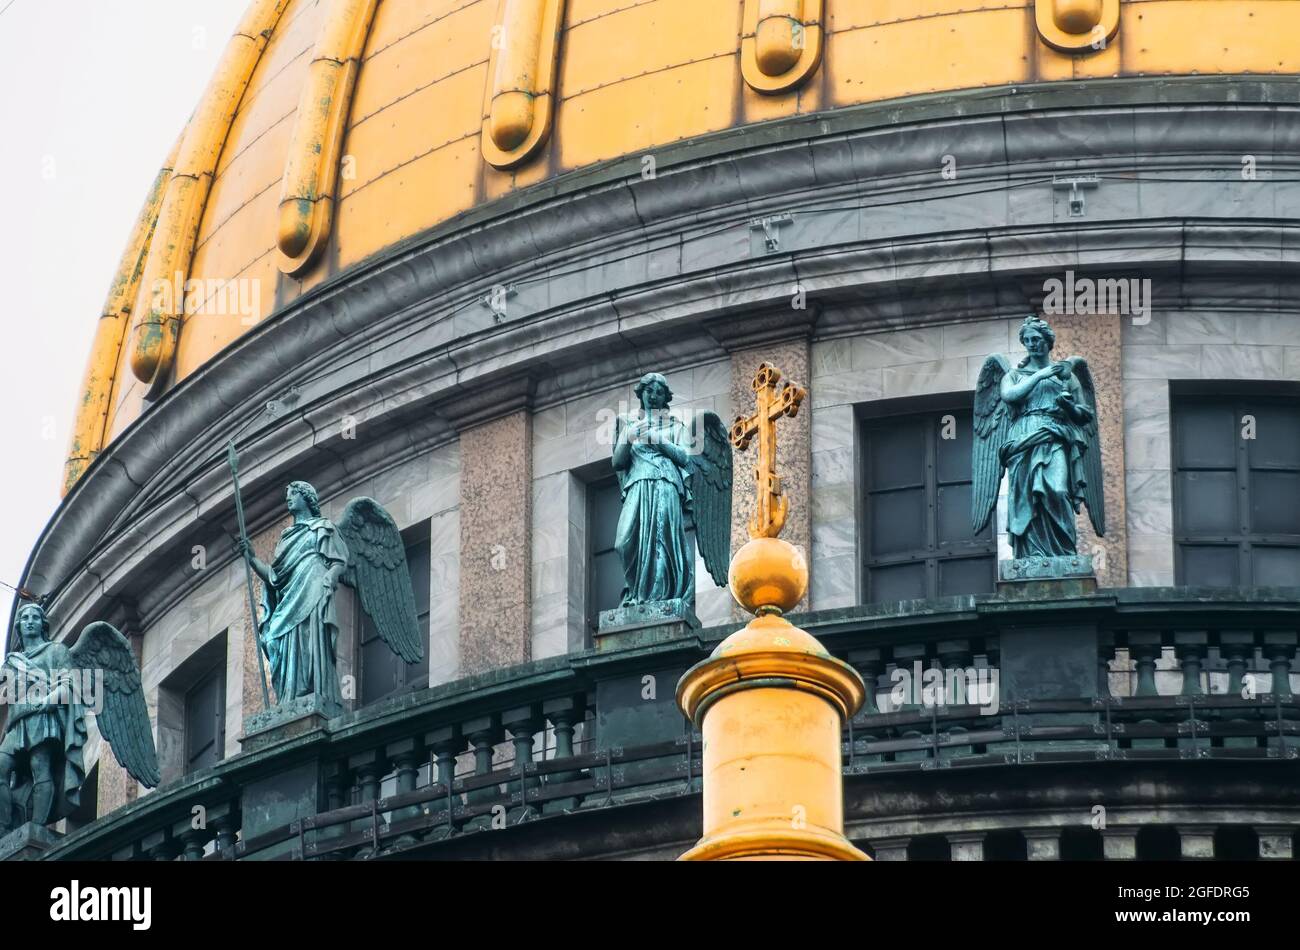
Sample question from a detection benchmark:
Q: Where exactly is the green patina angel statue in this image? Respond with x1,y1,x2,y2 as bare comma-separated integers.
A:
972,315,1105,558
235,481,423,709
0,602,159,834
611,372,732,608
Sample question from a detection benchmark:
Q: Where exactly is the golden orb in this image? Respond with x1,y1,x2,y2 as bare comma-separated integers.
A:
728,536,808,614
1053,0,1103,34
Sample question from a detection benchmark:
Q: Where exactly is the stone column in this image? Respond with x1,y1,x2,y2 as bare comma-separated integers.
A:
871,837,910,861
1048,313,1127,588
456,410,533,674
1101,827,1139,860
947,832,985,861
1177,825,1216,860
1024,828,1062,860
1256,826,1293,860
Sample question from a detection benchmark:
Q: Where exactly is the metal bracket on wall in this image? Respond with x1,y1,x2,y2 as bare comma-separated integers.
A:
749,213,794,253
265,385,303,419
480,283,518,323
1052,175,1100,217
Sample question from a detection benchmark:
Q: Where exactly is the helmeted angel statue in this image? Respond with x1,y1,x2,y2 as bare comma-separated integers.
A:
972,315,1105,558
235,481,423,709
611,372,733,608
0,602,159,833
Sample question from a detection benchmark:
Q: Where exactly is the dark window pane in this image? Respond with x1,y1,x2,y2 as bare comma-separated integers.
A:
592,549,624,618
592,481,622,552
1251,471,1300,535
869,488,925,555
935,412,973,484
869,562,927,602
937,483,976,545
1181,546,1239,587
185,666,224,773
1252,547,1300,587
869,422,925,490
404,538,431,688
1177,471,1237,535
360,630,400,702
862,408,995,604
1248,405,1300,469
407,539,431,606
939,557,995,597
1175,403,1237,469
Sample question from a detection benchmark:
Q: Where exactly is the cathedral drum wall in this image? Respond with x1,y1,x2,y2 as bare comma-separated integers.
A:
20,50,1300,857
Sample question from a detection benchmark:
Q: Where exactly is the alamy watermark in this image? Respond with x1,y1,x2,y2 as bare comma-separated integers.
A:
887,662,1000,716
151,271,262,326
1042,269,1151,325
0,667,104,715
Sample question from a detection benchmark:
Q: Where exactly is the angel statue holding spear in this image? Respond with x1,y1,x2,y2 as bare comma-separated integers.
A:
230,465,425,710
971,315,1105,559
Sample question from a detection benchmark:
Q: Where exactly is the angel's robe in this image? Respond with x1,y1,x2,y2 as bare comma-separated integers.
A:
614,413,696,606
1000,363,1091,558
0,641,88,821
260,517,350,707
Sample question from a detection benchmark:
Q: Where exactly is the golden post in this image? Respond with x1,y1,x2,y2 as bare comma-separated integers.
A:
676,362,868,860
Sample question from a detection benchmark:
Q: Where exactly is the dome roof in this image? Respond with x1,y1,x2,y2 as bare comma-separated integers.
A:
65,0,1300,491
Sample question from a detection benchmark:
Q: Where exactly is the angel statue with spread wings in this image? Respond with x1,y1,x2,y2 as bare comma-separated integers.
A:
972,315,1105,559
0,602,159,834
611,372,733,611
234,481,424,710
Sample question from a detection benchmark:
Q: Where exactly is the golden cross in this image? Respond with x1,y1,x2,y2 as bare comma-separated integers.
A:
730,362,806,540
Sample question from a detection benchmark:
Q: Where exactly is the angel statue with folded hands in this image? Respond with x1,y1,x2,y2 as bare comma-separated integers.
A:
610,372,733,612
971,315,1105,559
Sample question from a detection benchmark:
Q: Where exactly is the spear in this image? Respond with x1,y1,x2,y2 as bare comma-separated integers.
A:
227,440,272,709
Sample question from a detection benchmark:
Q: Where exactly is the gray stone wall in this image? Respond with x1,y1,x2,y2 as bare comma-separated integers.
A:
1122,311,1300,586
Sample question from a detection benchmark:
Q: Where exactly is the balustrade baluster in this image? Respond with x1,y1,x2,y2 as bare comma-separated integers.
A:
1218,631,1259,750
462,714,504,831
542,696,585,812
937,639,974,759
503,704,543,823
209,802,240,858
347,748,386,857
891,643,929,763
141,829,177,861
846,648,882,767
1174,632,1209,756
386,737,425,849
424,725,464,837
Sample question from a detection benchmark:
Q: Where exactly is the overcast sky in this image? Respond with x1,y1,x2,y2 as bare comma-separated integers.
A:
0,0,248,626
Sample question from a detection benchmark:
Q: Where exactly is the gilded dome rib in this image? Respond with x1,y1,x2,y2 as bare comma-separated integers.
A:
277,0,379,276
126,0,292,398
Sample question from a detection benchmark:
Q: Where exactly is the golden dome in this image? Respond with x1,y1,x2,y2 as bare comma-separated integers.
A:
65,0,1300,492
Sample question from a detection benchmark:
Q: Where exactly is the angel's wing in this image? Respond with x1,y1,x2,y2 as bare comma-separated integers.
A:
337,498,424,664
688,412,734,587
68,622,160,788
971,354,1012,535
1066,356,1106,537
